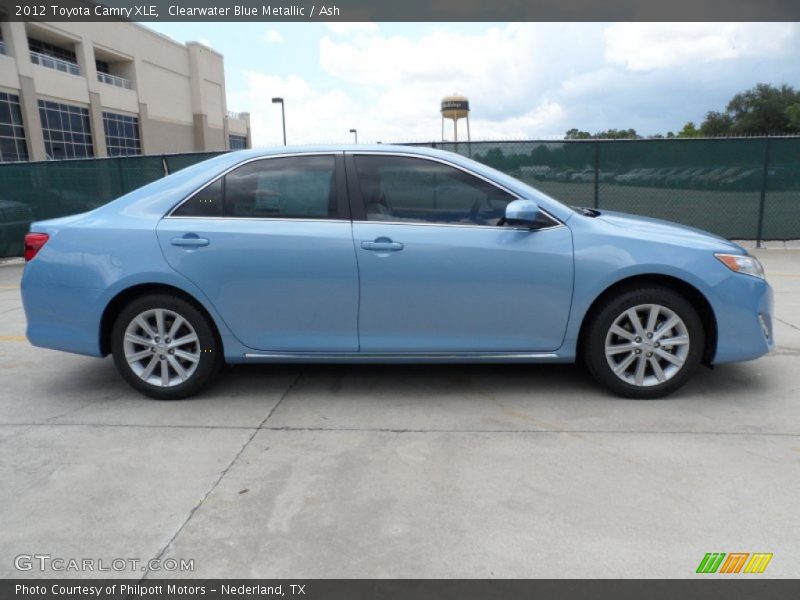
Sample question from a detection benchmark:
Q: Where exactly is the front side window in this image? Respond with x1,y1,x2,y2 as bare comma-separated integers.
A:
354,155,515,226
38,99,93,159
174,155,338,219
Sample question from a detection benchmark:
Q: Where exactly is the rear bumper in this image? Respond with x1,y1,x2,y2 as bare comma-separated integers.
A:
21,276,104,357
712,274,774,364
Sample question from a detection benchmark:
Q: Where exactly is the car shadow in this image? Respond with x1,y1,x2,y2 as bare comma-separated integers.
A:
33,354,774,410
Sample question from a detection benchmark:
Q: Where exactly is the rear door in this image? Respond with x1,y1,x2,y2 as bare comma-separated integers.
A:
347,152,574,353
157,153,359,352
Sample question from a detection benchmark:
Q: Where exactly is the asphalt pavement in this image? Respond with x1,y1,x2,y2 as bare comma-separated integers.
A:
1,250,798,578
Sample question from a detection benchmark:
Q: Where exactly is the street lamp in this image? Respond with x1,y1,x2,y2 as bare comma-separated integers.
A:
349,128,358,144
272,97,286,145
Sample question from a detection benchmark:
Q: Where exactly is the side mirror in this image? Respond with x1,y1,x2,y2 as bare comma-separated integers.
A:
505,200,540,227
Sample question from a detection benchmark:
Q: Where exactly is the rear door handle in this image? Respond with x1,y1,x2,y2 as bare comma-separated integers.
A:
171,234,209,247
361,239,404,252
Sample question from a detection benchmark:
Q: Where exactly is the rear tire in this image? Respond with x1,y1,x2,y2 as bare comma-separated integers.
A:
582,286,705,399
111,294,222,400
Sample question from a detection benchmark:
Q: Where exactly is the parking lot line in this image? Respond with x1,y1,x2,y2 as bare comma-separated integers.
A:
0,335,27,342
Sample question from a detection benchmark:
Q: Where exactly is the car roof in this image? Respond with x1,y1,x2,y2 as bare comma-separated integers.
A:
222,144,462,159
86,144,575,225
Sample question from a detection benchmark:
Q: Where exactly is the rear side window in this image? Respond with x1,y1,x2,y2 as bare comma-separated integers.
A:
173,178,223,217
173,155,338,219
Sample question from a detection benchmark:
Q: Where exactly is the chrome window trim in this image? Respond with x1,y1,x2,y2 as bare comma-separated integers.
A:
352,220,563,232
347,150,565,230
165,151,342,219
165,149,566,231
166,216,351,224
165,215,560,232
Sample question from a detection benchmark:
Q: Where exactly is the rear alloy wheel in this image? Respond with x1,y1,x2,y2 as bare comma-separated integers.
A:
111,294,221,399
583,287,705,398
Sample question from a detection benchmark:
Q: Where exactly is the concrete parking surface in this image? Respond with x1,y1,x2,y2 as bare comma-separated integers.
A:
1,250,799,579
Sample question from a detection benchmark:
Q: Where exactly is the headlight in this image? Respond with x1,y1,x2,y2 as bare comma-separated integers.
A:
714,253,765,279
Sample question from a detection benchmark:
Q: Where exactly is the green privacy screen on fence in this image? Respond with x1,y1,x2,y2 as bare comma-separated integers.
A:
1,139,799,257
0,152,225,257
419,138,800,241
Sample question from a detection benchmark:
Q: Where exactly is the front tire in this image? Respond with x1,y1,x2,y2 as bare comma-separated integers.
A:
582,286,705,399
111,294,222,400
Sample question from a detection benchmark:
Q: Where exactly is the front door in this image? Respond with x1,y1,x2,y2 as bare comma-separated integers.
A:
348,153,574,353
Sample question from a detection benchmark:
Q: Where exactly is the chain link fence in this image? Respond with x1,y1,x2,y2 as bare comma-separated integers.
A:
1,138,798,257
0,152,224,257
416,138,800,241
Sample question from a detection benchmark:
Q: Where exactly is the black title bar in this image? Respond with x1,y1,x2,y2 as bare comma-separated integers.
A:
3,579,800,600
2,0,800,22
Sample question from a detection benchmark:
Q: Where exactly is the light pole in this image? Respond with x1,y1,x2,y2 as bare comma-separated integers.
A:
272,97,286,145
349,128,358,144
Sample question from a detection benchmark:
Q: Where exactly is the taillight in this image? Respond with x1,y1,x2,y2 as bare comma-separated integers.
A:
24,233,49,262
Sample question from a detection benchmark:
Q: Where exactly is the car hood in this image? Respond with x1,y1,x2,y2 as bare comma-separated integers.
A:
595,209,747,254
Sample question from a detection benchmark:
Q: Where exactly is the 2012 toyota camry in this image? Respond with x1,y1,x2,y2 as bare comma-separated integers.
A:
21,146,774,399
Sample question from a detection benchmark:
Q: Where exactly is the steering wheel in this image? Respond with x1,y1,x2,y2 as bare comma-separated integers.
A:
468,195,506,225
467,195,486,223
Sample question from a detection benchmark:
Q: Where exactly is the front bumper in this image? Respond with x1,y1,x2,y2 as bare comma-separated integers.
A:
711,274,774,364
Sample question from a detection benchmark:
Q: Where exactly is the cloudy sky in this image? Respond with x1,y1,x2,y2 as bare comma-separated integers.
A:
148,22,800,145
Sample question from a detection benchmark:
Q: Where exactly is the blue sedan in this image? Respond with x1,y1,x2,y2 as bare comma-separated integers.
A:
21,146,774,399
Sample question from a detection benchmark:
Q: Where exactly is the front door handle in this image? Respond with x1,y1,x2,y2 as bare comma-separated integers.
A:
171,234,209,247
361,238,404,252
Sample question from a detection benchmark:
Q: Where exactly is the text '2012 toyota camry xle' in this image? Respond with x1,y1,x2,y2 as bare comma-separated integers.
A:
21,146,774,399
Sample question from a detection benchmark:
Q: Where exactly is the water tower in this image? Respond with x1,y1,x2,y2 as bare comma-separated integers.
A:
441,94,470,143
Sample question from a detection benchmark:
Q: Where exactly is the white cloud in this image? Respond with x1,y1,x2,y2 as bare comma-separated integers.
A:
226,22,800,145
230,24,580,145
228,68,568,145
228,72,363,145
316,24,577,131
263,29,283,44
325,22,379,36
604,23,794,72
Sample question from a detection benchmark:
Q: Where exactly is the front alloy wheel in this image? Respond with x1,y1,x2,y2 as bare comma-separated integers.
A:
111,294,222,399
604,304,690,387
584,286,705,398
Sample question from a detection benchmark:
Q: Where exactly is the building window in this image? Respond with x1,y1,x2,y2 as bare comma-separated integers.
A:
0,93,29,162
28,38,77,63
103,111,141,156
95,59,110,74
229,134,247,150
38,99,93,159
28,37,80,75
0,30,7,56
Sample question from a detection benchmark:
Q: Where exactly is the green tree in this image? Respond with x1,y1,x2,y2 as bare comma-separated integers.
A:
787,103,800,130
678,122,701,138
594,128,640,139
565,128,592,140
713,83,800,135
564,83,800,139
564,128,640,140
699,111,734,136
